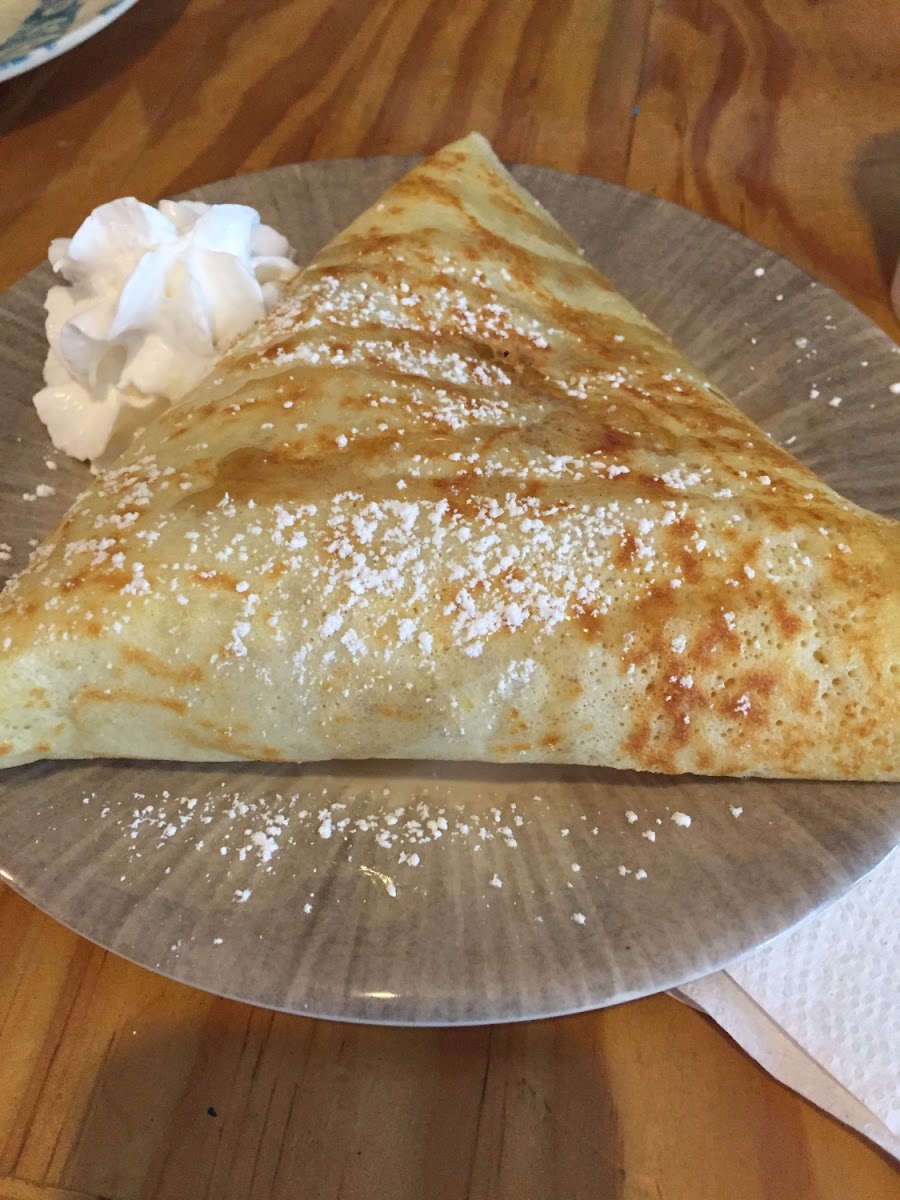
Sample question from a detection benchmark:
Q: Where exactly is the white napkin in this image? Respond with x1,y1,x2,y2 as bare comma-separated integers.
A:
673,847,900,1159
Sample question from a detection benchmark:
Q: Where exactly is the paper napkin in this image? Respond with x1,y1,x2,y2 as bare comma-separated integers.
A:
673,847,899,1158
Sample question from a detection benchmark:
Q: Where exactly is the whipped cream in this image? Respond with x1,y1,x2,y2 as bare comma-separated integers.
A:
34,197,297,465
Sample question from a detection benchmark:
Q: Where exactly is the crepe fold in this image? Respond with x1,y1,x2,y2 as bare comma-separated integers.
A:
1,134,897,779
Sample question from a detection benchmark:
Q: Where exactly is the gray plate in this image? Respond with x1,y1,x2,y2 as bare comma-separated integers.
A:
0,158,897,1025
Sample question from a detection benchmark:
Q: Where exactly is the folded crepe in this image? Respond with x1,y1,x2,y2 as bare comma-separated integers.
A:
1,134,897,779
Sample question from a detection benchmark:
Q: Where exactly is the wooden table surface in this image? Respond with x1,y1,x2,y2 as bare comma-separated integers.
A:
0,2,897,1197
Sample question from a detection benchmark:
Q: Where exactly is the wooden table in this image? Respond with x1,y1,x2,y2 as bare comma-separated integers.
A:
0,2,897,1197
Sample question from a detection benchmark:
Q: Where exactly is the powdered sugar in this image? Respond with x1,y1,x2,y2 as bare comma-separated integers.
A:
79,769,747,937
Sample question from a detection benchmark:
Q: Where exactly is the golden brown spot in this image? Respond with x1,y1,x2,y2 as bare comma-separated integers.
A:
389,170,471,218
81,687,188,715
693,621,728,663
631,472,673,501
376,704,418,721
490,740,536,755
792,681,820,715
504,708,529,737
744,670,776,695
260,341,292,363
614,531,637,568
431,472,481,517
673,542,704,585
772,595,803,639
671,716,692,746
572,604,605,641
122,646,204,684
179,726,283,760
585,426,637,457
197,716,249,735
190,569,237,591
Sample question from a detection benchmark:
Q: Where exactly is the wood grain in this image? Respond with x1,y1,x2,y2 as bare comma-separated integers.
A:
0,886,896,1200
628,0,900,329
0,0,897,1196
0,0,895,332
0,0,650,292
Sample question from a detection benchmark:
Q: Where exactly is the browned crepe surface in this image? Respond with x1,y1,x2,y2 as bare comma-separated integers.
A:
1,134,897,778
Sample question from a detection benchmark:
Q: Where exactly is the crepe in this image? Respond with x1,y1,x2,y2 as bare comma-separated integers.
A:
0,134,897,779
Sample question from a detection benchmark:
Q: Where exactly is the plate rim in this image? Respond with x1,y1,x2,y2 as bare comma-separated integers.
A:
0,0,141,83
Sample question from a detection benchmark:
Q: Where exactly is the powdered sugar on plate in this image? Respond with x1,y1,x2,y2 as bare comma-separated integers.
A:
72,772,717,948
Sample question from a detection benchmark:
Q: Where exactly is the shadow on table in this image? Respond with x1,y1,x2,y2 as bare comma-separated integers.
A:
0,0,191,135
55,1001,627,1199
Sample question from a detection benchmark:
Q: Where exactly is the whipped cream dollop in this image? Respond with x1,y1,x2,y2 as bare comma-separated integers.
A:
34,197,297,465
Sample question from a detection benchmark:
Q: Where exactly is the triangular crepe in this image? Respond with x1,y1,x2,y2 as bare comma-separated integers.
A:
1,134,897,779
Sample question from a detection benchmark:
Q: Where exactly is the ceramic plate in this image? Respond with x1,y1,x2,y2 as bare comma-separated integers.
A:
0,158,897,1025
0,0,140,82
